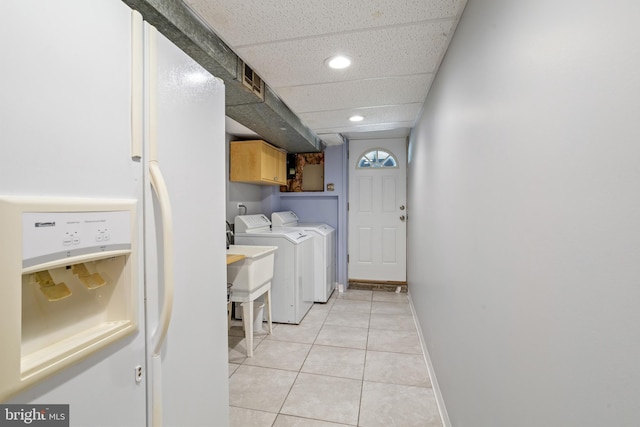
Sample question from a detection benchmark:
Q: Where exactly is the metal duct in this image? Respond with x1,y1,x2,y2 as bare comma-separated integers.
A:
122,0,323,153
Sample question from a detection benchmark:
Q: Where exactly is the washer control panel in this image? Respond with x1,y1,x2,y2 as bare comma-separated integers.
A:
234,214,271,233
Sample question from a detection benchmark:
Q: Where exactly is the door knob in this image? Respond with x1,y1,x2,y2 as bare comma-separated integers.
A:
400,205,405,210
399,215,405,221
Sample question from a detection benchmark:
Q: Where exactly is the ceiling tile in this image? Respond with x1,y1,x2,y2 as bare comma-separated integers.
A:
344,128,412,140
299,103,423,133
185,0,462,46
237,21,454,88
182,0,468,138
315,121,417,135
277,74,433,113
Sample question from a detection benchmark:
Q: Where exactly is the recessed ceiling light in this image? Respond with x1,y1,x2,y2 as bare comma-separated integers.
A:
349,115,364,122
326,55,351,69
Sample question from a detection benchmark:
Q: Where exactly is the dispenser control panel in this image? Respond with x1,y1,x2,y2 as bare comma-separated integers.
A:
22,210,131,268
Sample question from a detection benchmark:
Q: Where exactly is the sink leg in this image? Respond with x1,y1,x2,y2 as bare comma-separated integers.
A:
265,288,273,335
242,301,253,357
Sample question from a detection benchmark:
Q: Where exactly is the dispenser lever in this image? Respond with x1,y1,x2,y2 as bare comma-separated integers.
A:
35,270,55,286
72,263,107,289
35,271,72,301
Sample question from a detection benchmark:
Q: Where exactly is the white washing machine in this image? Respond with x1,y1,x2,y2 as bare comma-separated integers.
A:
272,211,336,303
234,214,314,324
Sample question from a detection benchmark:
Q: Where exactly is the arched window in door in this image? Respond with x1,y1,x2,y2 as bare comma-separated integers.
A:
356,148,398,168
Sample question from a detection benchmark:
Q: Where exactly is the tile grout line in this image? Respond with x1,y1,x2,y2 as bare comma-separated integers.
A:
356,305,372,427
273,297,329,424
229,291,426,426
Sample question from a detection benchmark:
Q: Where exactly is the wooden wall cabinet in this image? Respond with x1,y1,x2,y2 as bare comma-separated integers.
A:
230,140,287,185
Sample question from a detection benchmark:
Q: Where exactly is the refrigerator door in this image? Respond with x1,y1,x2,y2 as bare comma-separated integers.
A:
0,1,146,425
144,26,229,426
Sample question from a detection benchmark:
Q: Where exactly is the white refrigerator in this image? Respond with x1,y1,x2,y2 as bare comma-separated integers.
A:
0,1,229,426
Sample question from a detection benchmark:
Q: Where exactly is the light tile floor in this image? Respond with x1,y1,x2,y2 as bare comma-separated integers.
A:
228,289,442,427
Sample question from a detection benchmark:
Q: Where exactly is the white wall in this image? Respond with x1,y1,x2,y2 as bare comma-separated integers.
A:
408,0,640,426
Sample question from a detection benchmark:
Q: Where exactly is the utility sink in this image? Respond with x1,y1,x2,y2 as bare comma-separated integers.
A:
226,245,278,357
226,245,277,294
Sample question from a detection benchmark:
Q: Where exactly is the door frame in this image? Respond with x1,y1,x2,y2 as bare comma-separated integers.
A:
347,138,408,285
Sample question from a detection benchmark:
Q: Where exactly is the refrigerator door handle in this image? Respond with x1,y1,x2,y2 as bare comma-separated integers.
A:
146,22,174,358
146,24,173,427
149,160,173,427
149,160,175,357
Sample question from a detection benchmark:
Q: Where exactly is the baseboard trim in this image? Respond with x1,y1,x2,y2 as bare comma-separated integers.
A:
407,290,451,427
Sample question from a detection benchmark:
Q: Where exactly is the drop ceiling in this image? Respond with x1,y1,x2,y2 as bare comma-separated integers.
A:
184,0,467,142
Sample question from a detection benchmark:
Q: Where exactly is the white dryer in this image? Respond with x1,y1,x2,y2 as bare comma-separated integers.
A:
272,211,336,303
234,214,314,324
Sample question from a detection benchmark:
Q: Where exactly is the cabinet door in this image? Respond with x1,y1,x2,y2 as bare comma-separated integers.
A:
230,140,286,185
274,148,286,184
261,144,276,182
262,144,286,184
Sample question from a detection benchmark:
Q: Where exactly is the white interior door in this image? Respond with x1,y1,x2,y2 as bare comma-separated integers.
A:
348,138,407,282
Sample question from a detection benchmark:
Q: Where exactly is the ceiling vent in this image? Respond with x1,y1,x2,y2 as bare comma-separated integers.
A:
239,59,264,101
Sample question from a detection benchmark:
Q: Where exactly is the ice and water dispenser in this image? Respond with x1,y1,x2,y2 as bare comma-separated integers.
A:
0,197,138,400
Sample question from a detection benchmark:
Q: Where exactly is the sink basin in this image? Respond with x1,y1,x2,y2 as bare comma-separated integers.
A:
226,245,277,294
